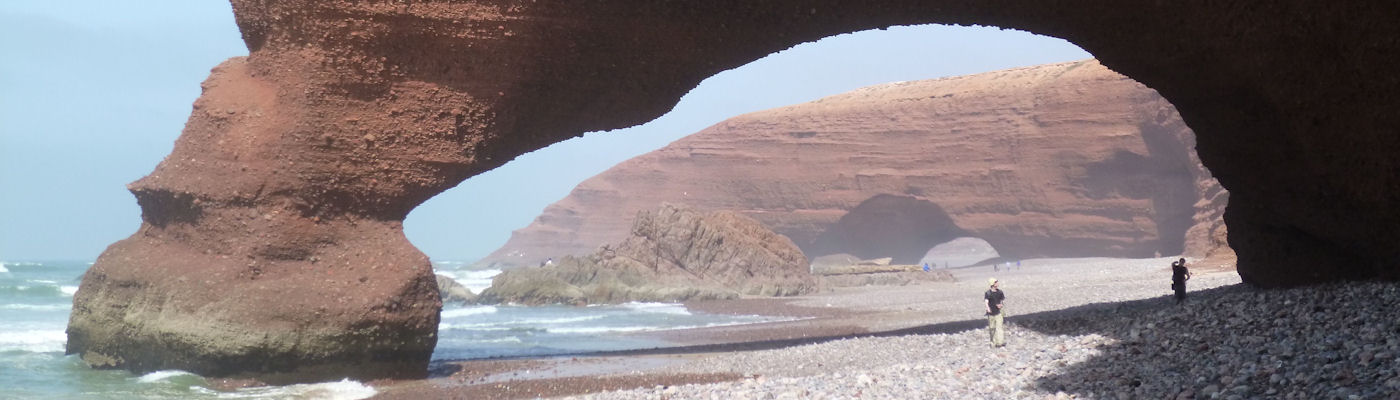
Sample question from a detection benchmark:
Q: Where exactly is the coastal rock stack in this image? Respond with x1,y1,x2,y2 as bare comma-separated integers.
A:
479,204,815,305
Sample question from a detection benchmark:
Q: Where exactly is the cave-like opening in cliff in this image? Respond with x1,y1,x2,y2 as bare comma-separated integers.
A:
407,24,1086,264
404,24,1223,272
808,194,970,265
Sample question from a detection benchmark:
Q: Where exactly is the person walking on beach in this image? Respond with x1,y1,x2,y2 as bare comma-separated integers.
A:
985,278,1006,347
1171,258,1191,304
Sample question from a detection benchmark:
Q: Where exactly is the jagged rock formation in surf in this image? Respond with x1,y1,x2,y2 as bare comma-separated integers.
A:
477,204,815,305
70,0,1400,382
482,61,1227,267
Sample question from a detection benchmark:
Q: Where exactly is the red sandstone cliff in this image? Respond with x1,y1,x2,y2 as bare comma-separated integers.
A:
482,60,1230,267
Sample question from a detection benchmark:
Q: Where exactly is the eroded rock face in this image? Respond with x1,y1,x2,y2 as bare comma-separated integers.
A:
73,0,1399,381
477,204,815,305
482,61,1225,267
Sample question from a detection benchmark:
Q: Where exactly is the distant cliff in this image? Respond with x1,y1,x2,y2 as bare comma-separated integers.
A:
481,60,1230,268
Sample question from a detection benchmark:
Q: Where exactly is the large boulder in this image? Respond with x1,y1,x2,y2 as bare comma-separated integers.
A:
478,204,815,305
67,223,440,383
436,274,478,304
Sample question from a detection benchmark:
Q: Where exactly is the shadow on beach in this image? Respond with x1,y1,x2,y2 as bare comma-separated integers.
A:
418,279,1398,399
1014,282,1399,399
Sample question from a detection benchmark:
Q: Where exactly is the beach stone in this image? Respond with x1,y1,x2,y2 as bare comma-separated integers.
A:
1200,384,1220,397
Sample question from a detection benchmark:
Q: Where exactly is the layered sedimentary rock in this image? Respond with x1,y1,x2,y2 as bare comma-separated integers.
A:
477,204,814,305
482,61,1226,267
73,0,1400,382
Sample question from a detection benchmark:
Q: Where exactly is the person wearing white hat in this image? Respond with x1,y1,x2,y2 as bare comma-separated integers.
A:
985,277,1006,347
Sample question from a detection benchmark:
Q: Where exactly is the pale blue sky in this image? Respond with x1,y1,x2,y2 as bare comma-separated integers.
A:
0,1,1090,262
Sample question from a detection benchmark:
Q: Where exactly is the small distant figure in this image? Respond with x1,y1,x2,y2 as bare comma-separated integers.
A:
993,262,999,272
1171,258,1191,304
923,263,931,272
1016,260,1021,269
985,278,1006,347
545,257,554,266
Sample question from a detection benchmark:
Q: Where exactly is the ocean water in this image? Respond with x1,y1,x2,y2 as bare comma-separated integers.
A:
0,260,785,399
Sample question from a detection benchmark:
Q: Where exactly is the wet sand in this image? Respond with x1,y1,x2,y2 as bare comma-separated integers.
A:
371,257,1239,399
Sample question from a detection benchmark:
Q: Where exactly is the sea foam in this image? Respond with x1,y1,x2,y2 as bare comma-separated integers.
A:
621,302,692,315
0,303,70,311
0,330,66,353
440,305,497,318
209,378,376,400
136,370,197,383
438,269,500,293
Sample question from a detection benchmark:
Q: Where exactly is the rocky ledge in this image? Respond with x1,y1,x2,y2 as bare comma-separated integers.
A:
477,204,816,305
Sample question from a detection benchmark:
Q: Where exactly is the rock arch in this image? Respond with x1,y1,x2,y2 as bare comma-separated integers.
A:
69,0,1400,381
809,194,969,264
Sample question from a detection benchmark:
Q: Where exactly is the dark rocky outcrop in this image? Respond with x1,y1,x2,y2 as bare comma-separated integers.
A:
436,274,478,304
73,0,1400,381
477,204,815,305
482,61,1225,267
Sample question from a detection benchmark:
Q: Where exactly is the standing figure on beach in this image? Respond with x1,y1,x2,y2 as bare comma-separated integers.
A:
985,278,1006,347
1171,258,1191,304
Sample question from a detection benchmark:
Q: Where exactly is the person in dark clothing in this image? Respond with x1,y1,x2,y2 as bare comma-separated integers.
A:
985,278,1006,346
1171,258,1191,304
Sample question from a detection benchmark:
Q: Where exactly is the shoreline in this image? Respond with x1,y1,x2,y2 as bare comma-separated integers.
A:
374,257,1247,399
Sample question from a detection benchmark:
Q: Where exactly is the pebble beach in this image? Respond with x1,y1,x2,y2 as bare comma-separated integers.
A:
377,257,1400,399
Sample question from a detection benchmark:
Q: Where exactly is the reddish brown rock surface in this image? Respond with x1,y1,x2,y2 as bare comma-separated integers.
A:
481,61,1228,267
70,0,1400,382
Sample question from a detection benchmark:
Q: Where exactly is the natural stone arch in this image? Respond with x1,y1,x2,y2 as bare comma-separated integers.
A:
808,194,969,264
69,0,1400,382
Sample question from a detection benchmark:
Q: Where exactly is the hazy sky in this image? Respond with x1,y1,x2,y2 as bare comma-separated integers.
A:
0,1,1090,262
